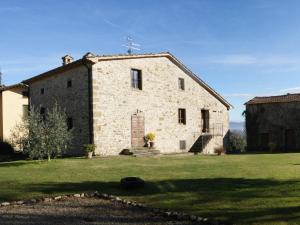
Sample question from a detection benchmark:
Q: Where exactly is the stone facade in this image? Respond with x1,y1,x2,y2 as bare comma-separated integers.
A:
28,65,90,154
25,53,230,155
246,97,300,152
92,56,229,155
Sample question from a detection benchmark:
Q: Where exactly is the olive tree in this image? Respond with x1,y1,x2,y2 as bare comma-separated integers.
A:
11,104,73,161
228,130,246,153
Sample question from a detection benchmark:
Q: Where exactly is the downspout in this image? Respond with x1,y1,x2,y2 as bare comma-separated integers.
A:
82,60,94,144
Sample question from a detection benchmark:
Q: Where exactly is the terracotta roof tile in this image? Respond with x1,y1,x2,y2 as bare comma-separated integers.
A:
246,93,300,105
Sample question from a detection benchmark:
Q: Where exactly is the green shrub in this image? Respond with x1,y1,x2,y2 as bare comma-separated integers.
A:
228,130,246,153
83,144,96,153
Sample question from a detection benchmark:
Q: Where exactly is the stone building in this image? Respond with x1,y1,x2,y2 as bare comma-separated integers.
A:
245,93,300,152
23,52,231,155
0,84,29,143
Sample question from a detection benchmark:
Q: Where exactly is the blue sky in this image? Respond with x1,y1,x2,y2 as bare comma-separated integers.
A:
1,0,300,122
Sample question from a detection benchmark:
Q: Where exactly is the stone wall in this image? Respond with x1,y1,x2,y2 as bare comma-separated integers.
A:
92,57,229,155
246,102,300,152
29,65,90,154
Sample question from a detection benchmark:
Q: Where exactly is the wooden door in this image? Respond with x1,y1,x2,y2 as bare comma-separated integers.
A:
260,133,269,151
131,111,145,147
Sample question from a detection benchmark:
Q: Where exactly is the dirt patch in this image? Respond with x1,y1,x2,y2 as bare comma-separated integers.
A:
0,197,197,225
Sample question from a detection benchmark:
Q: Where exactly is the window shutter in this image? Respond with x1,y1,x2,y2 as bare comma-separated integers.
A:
138,72,142,90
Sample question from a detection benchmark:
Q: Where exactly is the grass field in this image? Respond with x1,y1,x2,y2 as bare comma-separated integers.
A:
0,154,300,224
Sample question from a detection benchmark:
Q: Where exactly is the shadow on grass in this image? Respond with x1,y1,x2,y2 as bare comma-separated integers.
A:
2,178,300,224
0,154,27,163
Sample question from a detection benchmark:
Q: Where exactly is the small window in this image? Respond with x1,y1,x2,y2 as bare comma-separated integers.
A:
67,117,73,130
40,107,46,120
40,88,44,95
40,107,45,115
131,69,142,90
22,91,29,98
201,109,209,133
23,105,29,119
178,78,185,90
180,140,186,150
67,80,72,88
178,108,186,124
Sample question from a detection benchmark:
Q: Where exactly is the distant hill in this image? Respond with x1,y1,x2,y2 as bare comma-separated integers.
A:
230,122,245,131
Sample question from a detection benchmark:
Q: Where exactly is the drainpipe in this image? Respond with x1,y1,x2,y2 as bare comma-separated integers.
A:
82,59,94,145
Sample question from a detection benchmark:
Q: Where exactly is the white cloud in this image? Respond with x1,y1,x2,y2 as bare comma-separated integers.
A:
279,87,300,94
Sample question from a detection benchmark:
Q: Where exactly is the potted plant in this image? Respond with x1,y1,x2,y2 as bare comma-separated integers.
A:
146,132,156,148
83,144,96,159
214,146,225,156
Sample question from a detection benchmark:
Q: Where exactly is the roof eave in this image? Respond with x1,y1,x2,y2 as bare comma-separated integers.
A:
23,58,96,84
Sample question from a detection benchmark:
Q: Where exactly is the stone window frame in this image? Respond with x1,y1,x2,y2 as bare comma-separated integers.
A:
178,108,186,125
67,79,72,88
179,140,186,150
201,109,209,133
131,69,142,90
40,88,45,95
178,78,185,91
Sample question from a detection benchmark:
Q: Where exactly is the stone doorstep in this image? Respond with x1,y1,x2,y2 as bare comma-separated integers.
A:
0,191,231,225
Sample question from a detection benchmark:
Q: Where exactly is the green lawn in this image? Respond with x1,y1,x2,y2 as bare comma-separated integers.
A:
0,154,300,225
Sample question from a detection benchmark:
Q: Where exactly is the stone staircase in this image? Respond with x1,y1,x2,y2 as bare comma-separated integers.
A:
189,133,213,154
130,147,160,157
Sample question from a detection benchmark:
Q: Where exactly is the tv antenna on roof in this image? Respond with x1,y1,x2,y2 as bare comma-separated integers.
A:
123,36,140,55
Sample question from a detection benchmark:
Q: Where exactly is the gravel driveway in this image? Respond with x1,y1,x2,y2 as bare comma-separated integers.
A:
0,197,198,225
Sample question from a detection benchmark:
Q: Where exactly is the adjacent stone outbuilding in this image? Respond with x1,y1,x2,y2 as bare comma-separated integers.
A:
24,52,231,155
245,93,300,152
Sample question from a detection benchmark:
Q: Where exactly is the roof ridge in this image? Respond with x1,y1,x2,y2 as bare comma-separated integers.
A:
246,93,300,105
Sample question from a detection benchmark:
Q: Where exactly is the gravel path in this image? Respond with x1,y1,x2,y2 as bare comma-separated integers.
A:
0,197,198,225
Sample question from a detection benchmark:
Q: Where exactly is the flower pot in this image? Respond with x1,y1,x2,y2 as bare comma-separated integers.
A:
149,142,155,148
87,151,93,159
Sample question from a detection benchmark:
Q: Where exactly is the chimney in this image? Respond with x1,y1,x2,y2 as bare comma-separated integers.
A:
62,55,74,66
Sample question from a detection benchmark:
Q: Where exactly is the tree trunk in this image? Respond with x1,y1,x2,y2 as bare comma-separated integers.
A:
48,154,51,162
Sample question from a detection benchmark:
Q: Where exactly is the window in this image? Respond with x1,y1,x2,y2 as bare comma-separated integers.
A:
179,140,186,150
40,107,46,120
131,69,142,90
23,105,29,119
22,91,29,98
67,80,72,88
67,117,73,130
201,110,209,133
178,78,185,90
40,88,44,95
178,108,186,124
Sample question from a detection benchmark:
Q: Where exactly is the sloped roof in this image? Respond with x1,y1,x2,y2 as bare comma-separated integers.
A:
23,52,232,109
0,83,28,92
246,93,300,105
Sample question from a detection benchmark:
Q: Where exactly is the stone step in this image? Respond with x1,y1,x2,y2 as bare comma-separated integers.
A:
130,148,160,157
